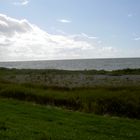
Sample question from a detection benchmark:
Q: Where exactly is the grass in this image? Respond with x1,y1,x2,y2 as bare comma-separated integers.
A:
0,82,140,119
1,67,140,75
0,68,140,119
0,68,140,139
0,98,140,140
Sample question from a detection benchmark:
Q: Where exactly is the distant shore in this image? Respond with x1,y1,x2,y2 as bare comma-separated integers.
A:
0,58,140,70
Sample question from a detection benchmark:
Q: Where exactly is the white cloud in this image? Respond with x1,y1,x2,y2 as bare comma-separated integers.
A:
81,33,98,39
0,14,124,61
58,19,71,23
13,0,29,6
128,14,133,18
134,37,140,41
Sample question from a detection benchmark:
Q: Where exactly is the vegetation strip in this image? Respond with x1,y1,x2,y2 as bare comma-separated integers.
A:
0,82,140,119
0,68,140,119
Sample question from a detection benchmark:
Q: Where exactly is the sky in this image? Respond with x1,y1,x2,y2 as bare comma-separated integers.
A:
0,0,140,61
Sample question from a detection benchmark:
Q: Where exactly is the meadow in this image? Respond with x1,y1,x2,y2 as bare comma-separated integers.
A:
0,98,140,140
0,68,140,139
0,82,140,119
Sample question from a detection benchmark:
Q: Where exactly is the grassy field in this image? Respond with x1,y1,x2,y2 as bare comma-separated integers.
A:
0,68,140,139
0,81,140,119
0,98,140,140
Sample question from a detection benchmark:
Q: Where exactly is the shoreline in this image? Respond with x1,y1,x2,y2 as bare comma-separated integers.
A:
0,58,140,71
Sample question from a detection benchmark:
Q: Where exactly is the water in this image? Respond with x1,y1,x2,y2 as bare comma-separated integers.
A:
0,58,140,71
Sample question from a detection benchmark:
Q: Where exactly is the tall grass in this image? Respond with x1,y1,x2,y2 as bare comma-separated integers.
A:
1,67,140,75
0,82,140,119
0,68,140,118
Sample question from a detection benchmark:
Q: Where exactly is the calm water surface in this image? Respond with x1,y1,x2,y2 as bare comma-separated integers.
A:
0,58,140,70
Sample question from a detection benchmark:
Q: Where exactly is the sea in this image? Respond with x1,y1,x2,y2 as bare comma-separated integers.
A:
0,58,140,71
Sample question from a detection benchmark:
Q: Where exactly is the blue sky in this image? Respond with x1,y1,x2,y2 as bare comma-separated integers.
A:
0,0,140,61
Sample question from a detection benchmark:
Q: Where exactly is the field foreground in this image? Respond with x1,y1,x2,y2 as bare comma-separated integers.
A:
0,68,140,118
0,68,140,139
0,98,140,140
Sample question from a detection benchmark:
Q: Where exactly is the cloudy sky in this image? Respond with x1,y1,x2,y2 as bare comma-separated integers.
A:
0,0,140,61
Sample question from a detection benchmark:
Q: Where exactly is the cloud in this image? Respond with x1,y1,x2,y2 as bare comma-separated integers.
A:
127,14,133,18
13,0,29,6
0,13,121,61
58,19,71,23
0,14,32,37
134,37,140,41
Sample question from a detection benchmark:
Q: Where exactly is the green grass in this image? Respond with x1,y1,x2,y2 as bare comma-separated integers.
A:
0,98,140,140
1,67,140,76
0,82,140,119
0,68,140,139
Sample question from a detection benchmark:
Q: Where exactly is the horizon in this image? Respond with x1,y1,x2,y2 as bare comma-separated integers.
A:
0,0,140,61
0,57,140,63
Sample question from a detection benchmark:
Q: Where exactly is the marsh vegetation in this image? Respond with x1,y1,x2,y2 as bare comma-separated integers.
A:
0,68,140,139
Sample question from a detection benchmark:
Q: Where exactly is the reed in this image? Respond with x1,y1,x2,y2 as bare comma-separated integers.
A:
0,82,140,118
